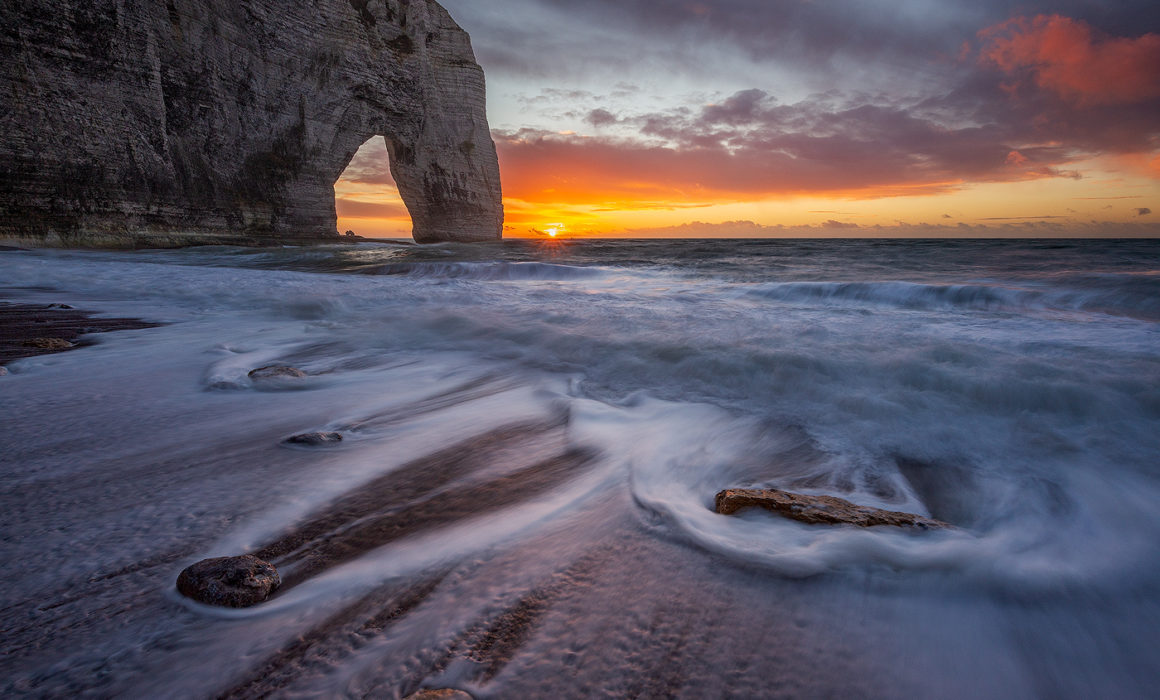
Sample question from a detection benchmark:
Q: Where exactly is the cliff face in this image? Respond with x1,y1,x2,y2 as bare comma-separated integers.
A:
0,0,503,245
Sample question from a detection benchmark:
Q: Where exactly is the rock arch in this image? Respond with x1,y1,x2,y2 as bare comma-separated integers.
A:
0,0,503,245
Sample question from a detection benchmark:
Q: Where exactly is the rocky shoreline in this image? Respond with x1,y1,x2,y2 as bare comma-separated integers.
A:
0,301,162,369
0,232,376,251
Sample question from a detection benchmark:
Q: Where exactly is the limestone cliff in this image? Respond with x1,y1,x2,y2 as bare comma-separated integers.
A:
0,0,503,245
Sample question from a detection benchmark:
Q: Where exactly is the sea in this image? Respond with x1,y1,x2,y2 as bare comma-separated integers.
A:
1,238,1158,698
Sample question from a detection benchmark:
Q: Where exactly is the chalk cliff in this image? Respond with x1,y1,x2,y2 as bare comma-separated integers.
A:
0,0,503,245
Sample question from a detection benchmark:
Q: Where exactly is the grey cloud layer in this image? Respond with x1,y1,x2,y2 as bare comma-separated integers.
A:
444,0,1159,199
445,0,1159,85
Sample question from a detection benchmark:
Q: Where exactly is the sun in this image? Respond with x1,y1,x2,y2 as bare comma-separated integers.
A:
543,222,565,238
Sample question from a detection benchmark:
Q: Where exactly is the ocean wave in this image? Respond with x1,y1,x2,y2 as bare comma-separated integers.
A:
746,280,1160,319
366,261,605,281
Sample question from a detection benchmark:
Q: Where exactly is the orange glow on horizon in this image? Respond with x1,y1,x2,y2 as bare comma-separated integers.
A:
332,43,1160,242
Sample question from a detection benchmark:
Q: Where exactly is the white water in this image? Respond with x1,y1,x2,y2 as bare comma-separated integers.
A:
2,240,1158,698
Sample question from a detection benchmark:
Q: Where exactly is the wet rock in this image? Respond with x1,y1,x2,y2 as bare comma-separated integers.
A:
404,690,474,700
248,365,307,380
176,555,281,608
714,488,951,530
0,366,8,376
1,302,162,365
47,303,76,310
21,337,75,350
285,432,343,446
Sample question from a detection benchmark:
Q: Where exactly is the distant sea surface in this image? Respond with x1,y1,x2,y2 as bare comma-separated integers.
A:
2,239,1159,698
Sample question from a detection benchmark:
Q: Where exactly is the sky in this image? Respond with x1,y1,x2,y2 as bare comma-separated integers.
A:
335,0,1160,238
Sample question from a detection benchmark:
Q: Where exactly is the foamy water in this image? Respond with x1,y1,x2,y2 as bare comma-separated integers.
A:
2,239,1158,698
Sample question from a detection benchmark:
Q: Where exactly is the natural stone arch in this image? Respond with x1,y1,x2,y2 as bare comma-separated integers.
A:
0,0,503,245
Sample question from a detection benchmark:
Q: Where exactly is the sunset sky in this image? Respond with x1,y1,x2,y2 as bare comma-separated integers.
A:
336,0,1160,239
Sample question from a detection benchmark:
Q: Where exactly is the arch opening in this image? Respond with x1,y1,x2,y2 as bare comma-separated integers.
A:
334,135,413,240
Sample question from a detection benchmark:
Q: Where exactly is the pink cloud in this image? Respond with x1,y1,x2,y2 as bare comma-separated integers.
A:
980,15,1160,106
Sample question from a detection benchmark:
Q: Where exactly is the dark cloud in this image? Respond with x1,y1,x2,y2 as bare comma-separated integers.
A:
445,0,1159,86
1138,208,1153,216
443,2,1160,211
497,68,1159,207
501,75,1154,201
519,88,597,105
447,2,1160,162
586,108,619,127
701,89,769,125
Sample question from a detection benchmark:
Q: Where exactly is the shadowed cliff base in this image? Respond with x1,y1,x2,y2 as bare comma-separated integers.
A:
0,0,503,246
0,231,377,251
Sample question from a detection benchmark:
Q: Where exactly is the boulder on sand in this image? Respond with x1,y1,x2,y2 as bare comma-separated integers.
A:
715,488,950,530
176,555,281,608
21,337,75,350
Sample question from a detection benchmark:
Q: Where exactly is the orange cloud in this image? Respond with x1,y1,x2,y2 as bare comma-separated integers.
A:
495,131,968,208
980,15,1160,106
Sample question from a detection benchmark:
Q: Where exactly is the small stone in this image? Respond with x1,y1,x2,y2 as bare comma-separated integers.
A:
404,691,474,700
0,366,8,376
176,555,281,608
21,337,75,350
715,488,951,530
285,432,343,446
248,365,307,380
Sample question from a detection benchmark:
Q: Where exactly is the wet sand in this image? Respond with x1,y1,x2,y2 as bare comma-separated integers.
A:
0,300,161,367
1,417,902,699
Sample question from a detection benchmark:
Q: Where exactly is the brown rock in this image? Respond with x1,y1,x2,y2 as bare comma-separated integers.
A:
285,432,343,446
248,365,307,380
176,555,281,608
404,691,474,700
714,488,951,530
21,337,75,350
1,302,161,364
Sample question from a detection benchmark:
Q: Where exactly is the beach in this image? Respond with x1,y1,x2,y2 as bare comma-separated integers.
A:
2,239,1158,698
